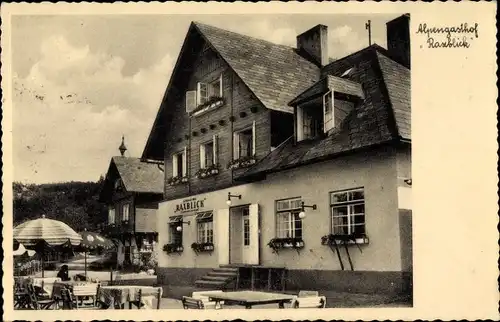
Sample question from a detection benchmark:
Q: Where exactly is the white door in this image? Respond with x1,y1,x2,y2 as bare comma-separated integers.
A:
242,204,260,265
216,208,230,265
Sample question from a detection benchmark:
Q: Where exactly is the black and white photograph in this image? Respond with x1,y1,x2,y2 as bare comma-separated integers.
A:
2,2,497,321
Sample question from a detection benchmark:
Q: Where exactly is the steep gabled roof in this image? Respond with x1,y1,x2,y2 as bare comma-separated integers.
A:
99,157,164,202
141,22,320,160
236,45,411,181
112,157,164,194
194,22,320,113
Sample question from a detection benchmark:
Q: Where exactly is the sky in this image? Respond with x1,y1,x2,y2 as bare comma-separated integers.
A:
11,13,399,184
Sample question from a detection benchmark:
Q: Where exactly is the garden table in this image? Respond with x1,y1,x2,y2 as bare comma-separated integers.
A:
201,290,295,309
98,285,162,309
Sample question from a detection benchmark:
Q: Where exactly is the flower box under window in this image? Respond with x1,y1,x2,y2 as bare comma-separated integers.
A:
167,176,189,186
195,164,220,179
191,242,214,253
227,155,257,170
267,237,305,254
321,234,369,246
163,243,184,254
192,96,225,116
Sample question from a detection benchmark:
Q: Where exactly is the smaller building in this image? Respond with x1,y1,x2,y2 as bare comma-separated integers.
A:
99,138,164,267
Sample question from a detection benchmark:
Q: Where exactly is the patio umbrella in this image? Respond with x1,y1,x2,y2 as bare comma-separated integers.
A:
13,215,82,277
77,230,115,278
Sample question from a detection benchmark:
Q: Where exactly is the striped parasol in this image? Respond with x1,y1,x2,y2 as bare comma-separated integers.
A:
13,215,82,247
78,230,115,278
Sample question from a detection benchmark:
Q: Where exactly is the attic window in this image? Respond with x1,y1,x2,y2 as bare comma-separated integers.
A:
341,67,355,78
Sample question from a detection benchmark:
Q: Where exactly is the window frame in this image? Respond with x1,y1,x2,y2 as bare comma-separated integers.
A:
108,207,116,225
199,136,218,169
172,148,187,178
275,197,303,239
196,211,214,244
168,216,184,245
329,188,366,236
122,203,130,222
233,121,256,160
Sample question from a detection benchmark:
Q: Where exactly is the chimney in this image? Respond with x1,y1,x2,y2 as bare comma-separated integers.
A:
386,14,410,69
296,24,329,66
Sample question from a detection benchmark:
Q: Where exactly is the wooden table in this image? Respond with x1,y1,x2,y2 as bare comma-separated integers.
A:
201,291,295,309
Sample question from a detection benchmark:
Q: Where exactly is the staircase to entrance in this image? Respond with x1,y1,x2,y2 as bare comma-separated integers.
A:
194,266,239,289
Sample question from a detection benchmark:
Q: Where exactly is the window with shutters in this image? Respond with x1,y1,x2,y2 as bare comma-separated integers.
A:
196,135,219,179
122,203,130,222
188,74,225,117
228,122,257,169
275,197,303,238
167,148,188,185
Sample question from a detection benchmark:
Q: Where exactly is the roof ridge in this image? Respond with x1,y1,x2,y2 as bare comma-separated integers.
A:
192,21,297,51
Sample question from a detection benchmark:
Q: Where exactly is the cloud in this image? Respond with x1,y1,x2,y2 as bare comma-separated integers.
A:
13,35,174,183
231,20,298,47
328,25,384,59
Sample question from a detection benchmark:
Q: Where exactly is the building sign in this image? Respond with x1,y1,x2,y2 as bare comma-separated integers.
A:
174,197,207,213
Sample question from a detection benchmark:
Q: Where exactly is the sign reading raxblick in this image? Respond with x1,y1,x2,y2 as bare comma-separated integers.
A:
174,197,206,213
416,23,479,49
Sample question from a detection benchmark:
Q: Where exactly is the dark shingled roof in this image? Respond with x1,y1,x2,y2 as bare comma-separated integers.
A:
111,157,164,194
193,22,321,113
236,45,411,180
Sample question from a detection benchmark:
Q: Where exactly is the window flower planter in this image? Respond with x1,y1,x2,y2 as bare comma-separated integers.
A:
227,155,257,170
191,242,214,254
267,237,305,254
321,234,369,251
163,243,184,254
192,96,224,116
167,176,189,186
195,164,220,179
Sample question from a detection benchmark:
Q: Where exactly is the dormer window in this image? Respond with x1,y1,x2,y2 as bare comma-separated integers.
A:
341,67,355,78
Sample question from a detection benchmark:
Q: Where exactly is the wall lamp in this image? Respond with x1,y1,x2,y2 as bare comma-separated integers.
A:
404,178,412,186
176,221,190,232
226,192,242,206
298,201,317,219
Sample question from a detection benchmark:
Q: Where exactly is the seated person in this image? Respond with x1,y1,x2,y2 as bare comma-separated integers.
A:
56,264,71,281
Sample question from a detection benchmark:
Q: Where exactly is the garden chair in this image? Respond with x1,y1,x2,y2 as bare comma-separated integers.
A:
26,283,57,310
292,295,327,308
72,283,101,309
134,288,162,309
182,296,205,309
298,290,319,297
192,290,224,309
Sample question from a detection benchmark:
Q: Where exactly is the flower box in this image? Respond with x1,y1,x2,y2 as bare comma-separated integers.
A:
191,242,214,253
163,244,184,254
227,156,257,170
267,237,305,254
321,234,369,246
192,96,225,116
195,165,220,179
167,176,189,186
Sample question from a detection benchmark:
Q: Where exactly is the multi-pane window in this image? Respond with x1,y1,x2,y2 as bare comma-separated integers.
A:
323,91,334,132
330,188,365,236
172,148,187,177
276,198,303,238
197,74,223,105
199,136,218,169
122,203,130,222
243,208,250,246
108,207,115,225
302,106,323,140
233,121,256,159
196,211,214,243
168,216,183,244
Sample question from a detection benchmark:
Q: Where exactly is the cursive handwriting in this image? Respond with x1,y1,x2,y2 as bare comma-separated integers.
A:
416,23,479,49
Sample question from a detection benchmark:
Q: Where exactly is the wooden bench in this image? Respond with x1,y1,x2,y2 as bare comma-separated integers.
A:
293,296,327,308
192,290,224,309
182,296,205,309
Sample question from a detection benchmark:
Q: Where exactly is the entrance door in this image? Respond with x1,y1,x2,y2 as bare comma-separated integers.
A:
230,204,260,265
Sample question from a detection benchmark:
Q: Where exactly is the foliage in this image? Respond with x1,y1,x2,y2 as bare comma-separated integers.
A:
13,180,107,233
163,243,184,254
194,164,220,179
227,155,257,170
190,242,214,253
267,237,305,254
166,176,188,186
